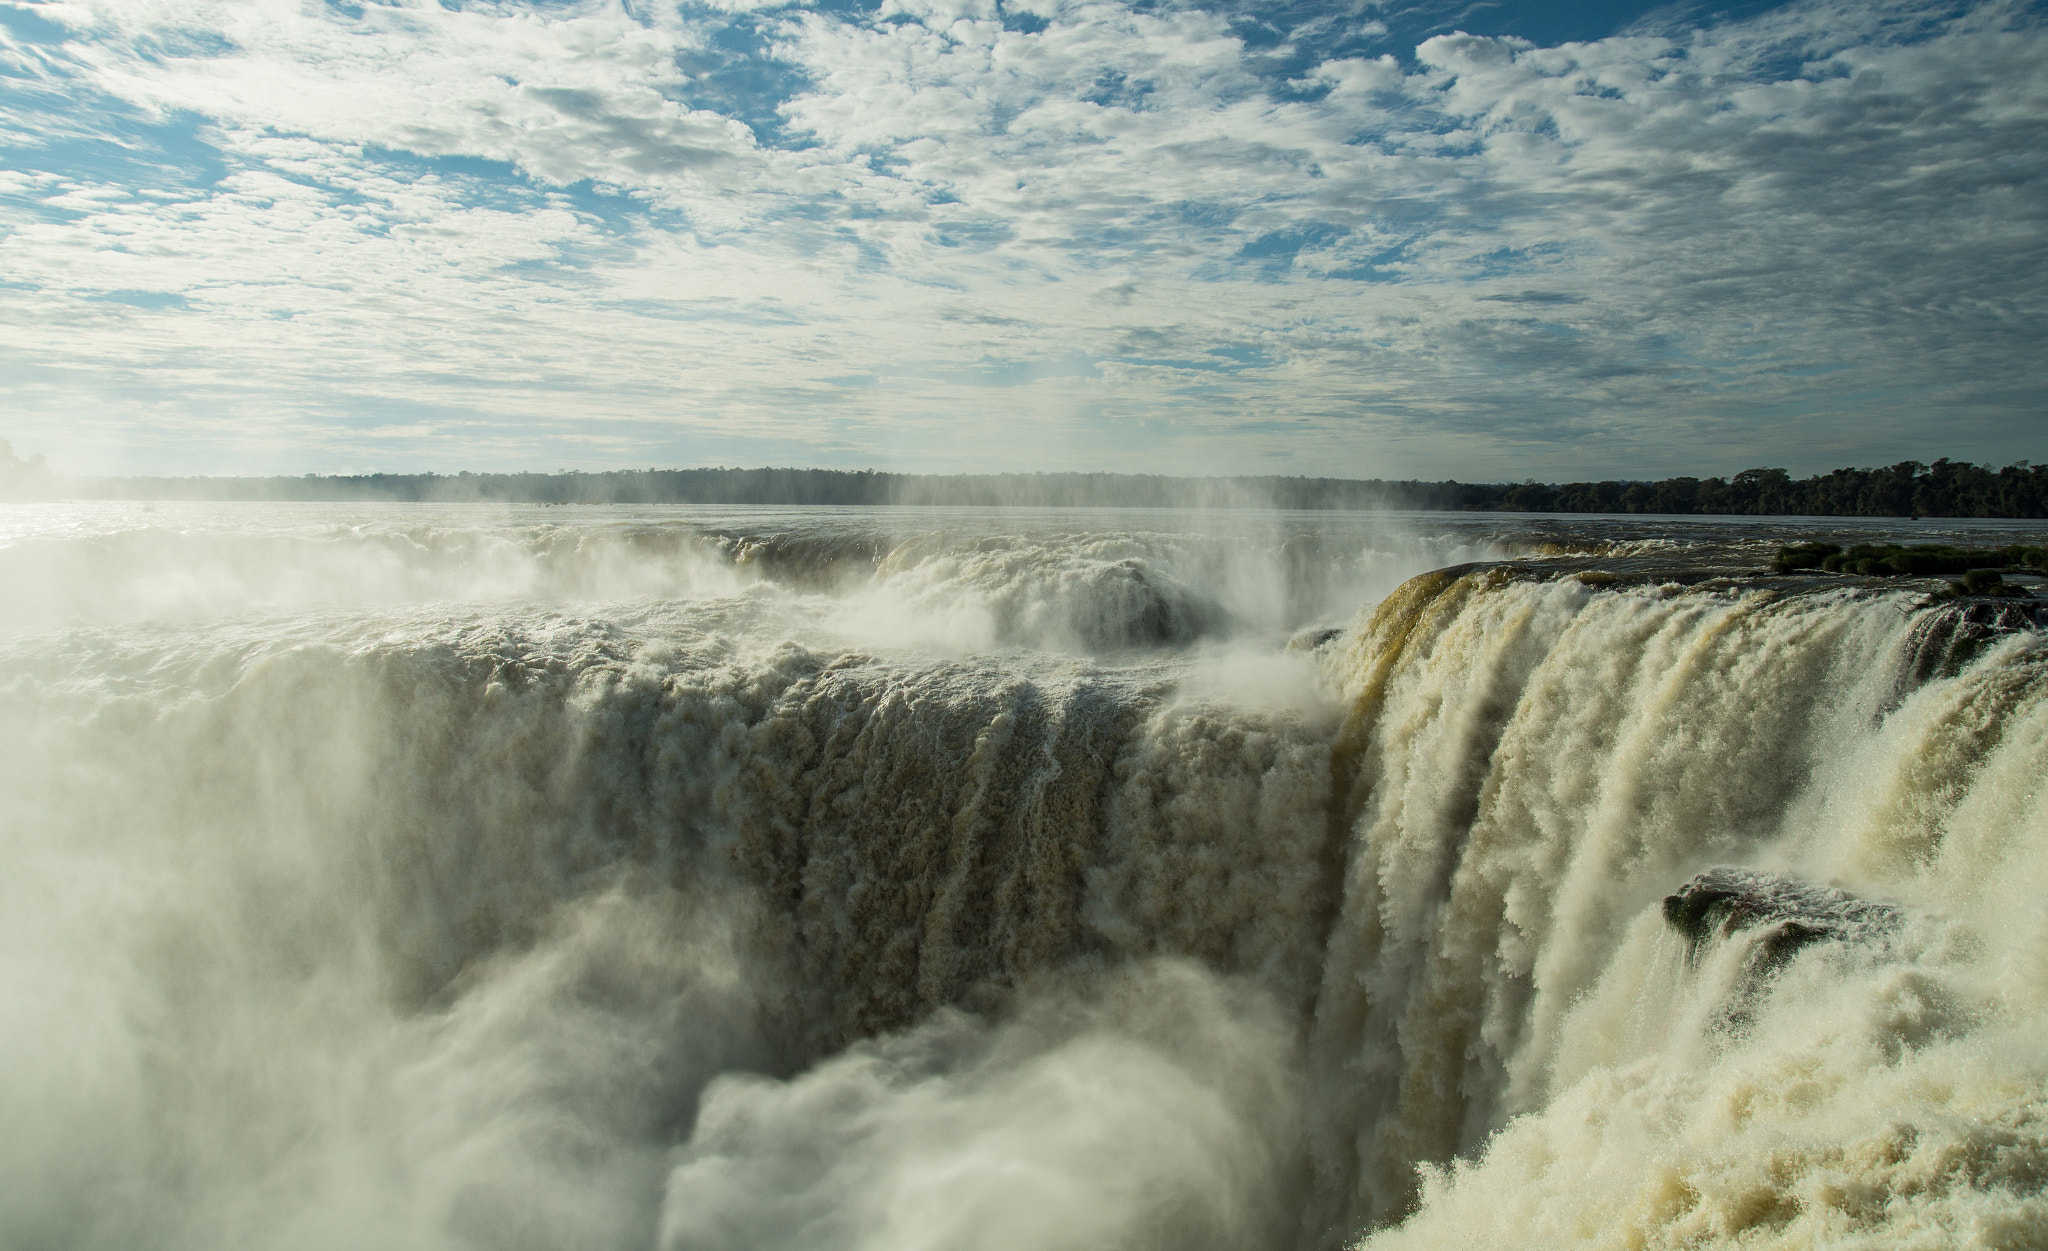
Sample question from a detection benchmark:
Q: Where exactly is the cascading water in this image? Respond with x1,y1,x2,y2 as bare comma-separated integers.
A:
2,502,2043,1250
1315,571,2048,1248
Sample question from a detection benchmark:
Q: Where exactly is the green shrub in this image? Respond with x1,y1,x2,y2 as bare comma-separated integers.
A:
1787,541,2044,579
1772,542,1841,573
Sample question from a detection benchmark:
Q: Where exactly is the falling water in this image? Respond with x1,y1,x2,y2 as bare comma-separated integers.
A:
3,502,2044,1250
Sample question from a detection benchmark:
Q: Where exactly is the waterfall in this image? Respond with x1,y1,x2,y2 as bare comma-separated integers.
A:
2,505,2042,1249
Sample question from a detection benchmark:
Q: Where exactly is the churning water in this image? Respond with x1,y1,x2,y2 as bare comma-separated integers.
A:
4,502,2047,1250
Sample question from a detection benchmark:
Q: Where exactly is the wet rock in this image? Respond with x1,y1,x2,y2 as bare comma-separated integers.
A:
1663,867,1901,971
1662,868,1905,1036
1904,599,2047,685
1289,626,1345,652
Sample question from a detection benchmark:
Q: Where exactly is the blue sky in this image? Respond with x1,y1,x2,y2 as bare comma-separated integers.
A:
0,0,2043,478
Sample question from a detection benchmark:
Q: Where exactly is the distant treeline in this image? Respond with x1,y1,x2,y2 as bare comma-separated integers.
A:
40,457,2048,517
1479,460,2048,519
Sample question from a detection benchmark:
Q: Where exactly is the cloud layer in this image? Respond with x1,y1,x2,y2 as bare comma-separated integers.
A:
0,0,2042,476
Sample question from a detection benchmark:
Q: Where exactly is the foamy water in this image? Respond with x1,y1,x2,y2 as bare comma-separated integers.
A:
3,502,2045,1249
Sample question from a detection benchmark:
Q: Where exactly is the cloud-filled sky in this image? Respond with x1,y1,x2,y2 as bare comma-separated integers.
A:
0,0,2043,478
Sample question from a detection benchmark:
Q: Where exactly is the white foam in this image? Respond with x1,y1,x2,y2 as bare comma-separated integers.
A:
2,505,2045,1250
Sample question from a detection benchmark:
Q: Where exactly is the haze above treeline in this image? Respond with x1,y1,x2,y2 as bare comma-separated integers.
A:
7,444,2048,517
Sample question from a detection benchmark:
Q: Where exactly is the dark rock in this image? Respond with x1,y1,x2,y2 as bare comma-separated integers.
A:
1663,867,1901,970
1904,599,2047,685
1662,868,1904,1035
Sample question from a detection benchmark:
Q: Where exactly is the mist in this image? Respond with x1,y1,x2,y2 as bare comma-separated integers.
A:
3,502,2046,1249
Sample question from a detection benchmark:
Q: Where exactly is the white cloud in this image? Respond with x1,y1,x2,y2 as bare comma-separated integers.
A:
0,0,2043,476
39,0,778,190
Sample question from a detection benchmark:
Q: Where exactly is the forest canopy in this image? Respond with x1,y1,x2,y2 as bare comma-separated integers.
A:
41,457,2048,517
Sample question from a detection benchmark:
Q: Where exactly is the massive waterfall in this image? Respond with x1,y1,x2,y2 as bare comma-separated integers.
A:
3,503,2044,1250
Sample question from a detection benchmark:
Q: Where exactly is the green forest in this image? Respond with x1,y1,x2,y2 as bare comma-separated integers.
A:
41,456,2048,517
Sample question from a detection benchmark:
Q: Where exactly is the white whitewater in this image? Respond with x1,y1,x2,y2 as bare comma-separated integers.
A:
1,503,2043,1250
1317,570,2048,1248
